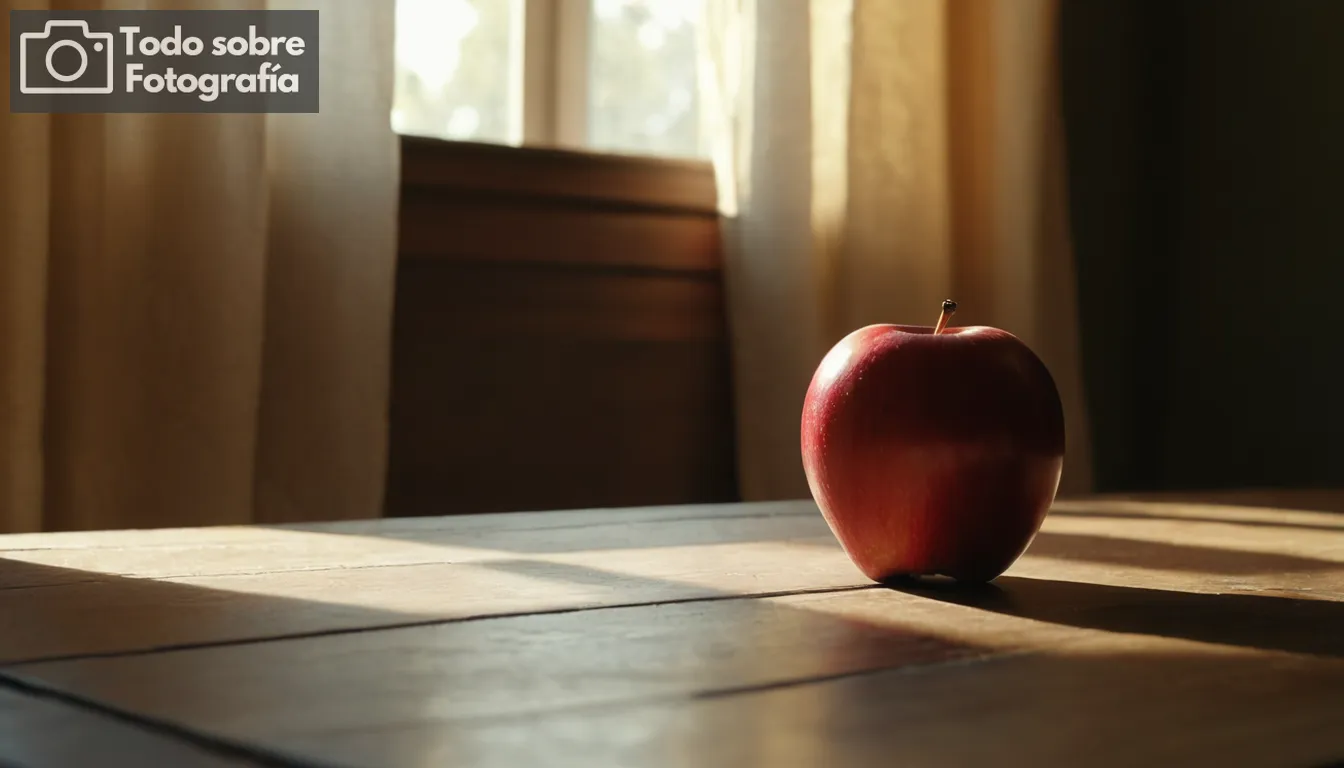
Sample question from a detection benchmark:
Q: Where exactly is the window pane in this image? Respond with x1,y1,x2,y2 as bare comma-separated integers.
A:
589,0,706,159
393,0,518,143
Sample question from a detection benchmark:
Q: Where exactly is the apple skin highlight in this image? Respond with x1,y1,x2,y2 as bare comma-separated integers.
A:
800,321,1065,584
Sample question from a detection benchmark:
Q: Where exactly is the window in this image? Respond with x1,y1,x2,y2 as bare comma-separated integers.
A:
393,0,707,159
393,0,517,144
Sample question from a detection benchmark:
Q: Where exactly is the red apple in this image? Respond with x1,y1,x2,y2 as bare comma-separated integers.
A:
800,301,1065,583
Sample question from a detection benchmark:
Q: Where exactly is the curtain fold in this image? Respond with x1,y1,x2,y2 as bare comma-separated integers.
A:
0,0,398,531
701,0,1093,501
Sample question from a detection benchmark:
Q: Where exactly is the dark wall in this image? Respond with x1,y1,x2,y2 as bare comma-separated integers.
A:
1062,0,1344,491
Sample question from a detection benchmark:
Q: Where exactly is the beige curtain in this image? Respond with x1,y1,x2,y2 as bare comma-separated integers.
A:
700,0,1093,500
0,0,399,532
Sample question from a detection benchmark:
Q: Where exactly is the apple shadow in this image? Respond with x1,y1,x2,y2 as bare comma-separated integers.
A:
1024,530,1343,575
1078,491,1344,515
1049,508,1344,534
888,575,1344,658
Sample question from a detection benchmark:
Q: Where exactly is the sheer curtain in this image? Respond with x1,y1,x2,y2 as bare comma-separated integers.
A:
0,0,399,531
699,0,1093,500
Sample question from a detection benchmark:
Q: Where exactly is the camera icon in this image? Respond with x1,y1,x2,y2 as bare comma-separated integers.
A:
19,20,114,95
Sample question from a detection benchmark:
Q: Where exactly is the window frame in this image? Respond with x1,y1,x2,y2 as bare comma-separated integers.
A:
517,0,591,149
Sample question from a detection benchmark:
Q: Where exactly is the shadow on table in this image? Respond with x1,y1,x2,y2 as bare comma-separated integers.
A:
3,518,1337,667
472,554,1344,660
1,529,1342,767
889,574,1344,658
0,556,441,765
1071,491,1344,515
1024,530,1343,575
274,498,1344,661
0,557,431,666
1049,508,1344,534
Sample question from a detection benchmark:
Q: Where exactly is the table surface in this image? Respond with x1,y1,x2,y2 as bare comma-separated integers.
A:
0,490,1341,768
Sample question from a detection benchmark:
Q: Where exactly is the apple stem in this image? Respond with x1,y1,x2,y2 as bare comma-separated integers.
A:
934,299,957,334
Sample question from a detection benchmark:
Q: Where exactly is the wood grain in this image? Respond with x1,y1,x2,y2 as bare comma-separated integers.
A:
400,137,718,214
0,494,1339,663
0,684,261,767
0,514,856,664
435,637,1341,768
392,264,728,342
1,492,1342,766
389,136,736,518
11,577,1344,767
399,194,722,273
387,267,737,517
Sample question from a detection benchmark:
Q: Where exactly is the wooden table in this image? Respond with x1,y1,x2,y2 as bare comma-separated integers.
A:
0,491,1341,767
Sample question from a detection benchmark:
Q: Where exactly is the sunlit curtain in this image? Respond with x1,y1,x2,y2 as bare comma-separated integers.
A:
699,0,1093,500
0,0,399,531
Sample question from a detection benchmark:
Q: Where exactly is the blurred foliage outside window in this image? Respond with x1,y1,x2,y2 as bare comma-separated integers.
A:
394,0,706,159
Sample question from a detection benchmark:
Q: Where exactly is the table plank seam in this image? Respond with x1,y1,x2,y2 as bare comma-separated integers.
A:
3,583,883,668
187,645,1045,738
689,648,1036,701
0,644,1039,766
0,491,1339,767
0,579,107,593
0,674,322,768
